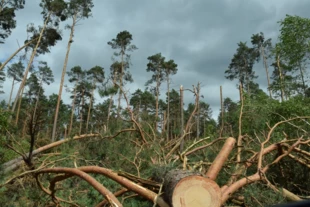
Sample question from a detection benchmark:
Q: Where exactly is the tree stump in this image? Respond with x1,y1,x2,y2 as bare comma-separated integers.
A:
163,169,221,207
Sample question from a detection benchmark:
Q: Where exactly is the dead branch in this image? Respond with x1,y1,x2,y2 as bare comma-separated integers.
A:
37,167,122,206
221,138,306,204
75,166,169,207
257,116,310,170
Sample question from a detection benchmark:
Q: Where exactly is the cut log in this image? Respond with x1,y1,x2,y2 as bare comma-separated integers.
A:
163,170,221,207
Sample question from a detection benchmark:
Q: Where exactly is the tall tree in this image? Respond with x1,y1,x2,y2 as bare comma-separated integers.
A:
108,30,137,117
52,0,94,141
145,53,165,130
6,61,24,109
0,0,25,44
75,79,92,135
251,32,273,98
225,42,258,94
85,65,104,132
11,0,65,115
130,89,156,122
166,89,180,138
278,15,310,96
32,61,54,124
67,66,85,135
270,45,294,101
163,59,178,139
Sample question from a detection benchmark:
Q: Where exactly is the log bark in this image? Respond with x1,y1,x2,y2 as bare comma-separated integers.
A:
206,137,236,180
163,169,221,207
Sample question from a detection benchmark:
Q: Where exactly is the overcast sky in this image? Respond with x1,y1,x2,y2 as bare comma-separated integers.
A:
1,0,310,120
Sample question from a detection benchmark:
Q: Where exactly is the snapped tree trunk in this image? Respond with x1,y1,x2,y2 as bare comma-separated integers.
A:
160,169,221,207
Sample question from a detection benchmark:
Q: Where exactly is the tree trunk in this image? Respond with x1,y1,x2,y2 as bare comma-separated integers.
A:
68,85,77,135
196,83,200,139
11,14,50,113
161,169,221,207
86,83,95,132
180,85,184,152
155,76,159,131
261,46,272,98
220,85,224,137
117,50,125,118
32,78,43,124
166,75,170,140
52,12,77,142
298,63,306,96
8,78,15,109
79,89,85,135
106,94,113,132
15,87,24,124
277,55,286,102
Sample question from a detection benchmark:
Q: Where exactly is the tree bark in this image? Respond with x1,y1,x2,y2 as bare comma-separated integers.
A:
206,137,236,180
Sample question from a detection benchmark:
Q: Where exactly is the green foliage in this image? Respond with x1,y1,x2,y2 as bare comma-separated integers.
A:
0,0,25,43
225,41,258,92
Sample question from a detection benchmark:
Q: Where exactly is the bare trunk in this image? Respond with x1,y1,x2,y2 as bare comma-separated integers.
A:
68,85,77,135
86,83,95,132
298,63,306,96
166,75,170,140
277,55,285,102
106,94,113,132
79,89,85,135
117,51,124,117
180,85,184,152
11,14,50,113
237,84,243,164
7,78,15,109
220,85,224,137
155,76,160,131
196,83,200,139
52,13,77,142
261,46,272,98
31,78,43,124
15,86,24,124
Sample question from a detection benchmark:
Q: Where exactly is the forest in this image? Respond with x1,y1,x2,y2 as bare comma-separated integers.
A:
0,0,310,206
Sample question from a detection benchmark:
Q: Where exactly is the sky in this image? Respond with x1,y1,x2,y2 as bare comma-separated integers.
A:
1,0,310,120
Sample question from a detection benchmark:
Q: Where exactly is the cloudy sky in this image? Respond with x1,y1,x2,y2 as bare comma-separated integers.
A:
1,0,310,119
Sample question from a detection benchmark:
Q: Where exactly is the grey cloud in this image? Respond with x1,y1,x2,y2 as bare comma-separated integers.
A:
2,0,310,120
